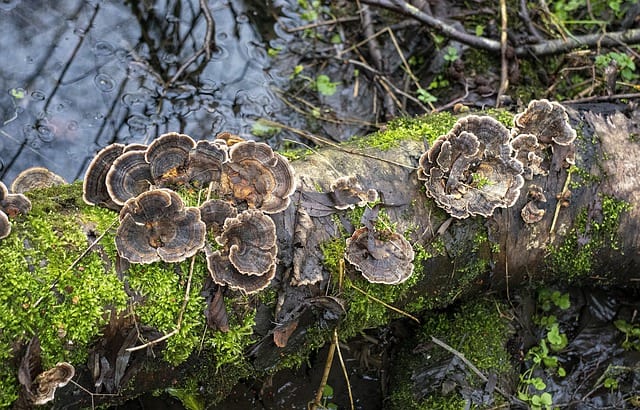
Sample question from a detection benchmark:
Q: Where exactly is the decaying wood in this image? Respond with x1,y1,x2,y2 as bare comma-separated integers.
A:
9,104,640,407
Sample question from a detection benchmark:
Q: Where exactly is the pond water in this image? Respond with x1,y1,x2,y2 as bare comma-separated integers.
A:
0,0,304,186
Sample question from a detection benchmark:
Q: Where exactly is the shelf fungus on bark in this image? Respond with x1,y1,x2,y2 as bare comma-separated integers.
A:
0,181,32,239
222,140,296,213
11,166,66,194
31,362,75,405
512,99,577,146
116,189,206,264
205,248,277,294
106,150,154,206
344,227,415,285
187,140,229,188
521,185,547,224
329,176,379,209
145,132,196,187
511,133,547,180
418,115,525,219
215,208,277,276
199,199,238,236
83,143,126,210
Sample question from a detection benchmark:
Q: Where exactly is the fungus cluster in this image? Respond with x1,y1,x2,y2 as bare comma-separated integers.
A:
345,226,415,284
418,99,576,221
418,115,525,219
83,133,295,294
0,181,32,240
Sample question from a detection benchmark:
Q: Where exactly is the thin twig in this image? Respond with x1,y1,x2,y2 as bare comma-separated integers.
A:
430,336,510,399
258,119,417,170
199,0,215,59
496,0,509,107
286,16,360,33
310,337,337,410
333,330,354,410
350,283,420,324
127,252,198,352
360,0,502,52
548,166,573,243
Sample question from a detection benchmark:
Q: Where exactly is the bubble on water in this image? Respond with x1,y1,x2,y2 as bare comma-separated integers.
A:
94,73,115,92
93,41,115,56
217,32,228,41
0,0,21,12
122,92,148,108
94,112,105,121
236,14,249,24
25,55,35,64
36,121,56,143
210,45,229,61
67,120,79,131
31,90,46,101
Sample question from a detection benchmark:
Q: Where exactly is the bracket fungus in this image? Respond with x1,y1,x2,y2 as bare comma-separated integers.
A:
199,199,238,236
206,248,277,294
145,132,196,187
83,143,126,210
11,167,66,194
345,226,415,284
106,150,153,206
187,140,229,188
32,362,75,405
521,185,547,224
222,140,295,213
512,99,577,146
215,208,277,276
418,115,525,219
0,181,32,239
0,209,10,239
116,189,206,264
329,176,378,209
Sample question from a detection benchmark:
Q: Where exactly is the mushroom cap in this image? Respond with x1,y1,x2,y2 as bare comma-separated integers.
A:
116,189,206,263
329,176,378,209
216,208,277,276
1,193,32,217
206,249,276,294
11,167,66,194
521,201,546,224
418,115,524,219
345,227,415,284
106,150,153,205
223,140,295,213
199,199,237,235
145,132,196,187
83,143,125,209
33,362,75,405
0,181,8,200
0,211,10,239
187,140,228,188
512,99,576,146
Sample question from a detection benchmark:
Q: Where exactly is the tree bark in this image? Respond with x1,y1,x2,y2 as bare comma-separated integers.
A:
4,104,640,408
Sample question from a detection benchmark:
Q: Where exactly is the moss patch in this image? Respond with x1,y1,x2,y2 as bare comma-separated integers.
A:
549,194,631,280
348,111,457,150
387,298,513,409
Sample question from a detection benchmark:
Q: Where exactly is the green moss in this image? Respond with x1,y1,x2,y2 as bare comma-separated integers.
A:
0,183,128,406
348,112,457,150
387,298,513,409
549,194,631,280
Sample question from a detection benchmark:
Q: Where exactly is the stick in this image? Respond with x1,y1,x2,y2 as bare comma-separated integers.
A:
496,0,509,108
349,283,420,324
310,336,337,410
333,330,354,410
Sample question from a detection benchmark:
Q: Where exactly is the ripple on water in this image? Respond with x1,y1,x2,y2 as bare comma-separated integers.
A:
94,73,116,92
93,40,115,56
30,90,46,101
36,120,56,143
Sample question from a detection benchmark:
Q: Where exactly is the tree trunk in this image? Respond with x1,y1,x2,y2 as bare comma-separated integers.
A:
3,104,639,408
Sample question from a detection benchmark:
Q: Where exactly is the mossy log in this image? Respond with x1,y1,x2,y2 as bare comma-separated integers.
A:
1,105,638,408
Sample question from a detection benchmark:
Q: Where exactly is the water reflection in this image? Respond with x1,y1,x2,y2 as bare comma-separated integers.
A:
0,0,284,185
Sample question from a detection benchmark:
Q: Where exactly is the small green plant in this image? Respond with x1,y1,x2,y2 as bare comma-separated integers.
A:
417,87,437,104
538,288,571,312
595,52,639,82
318,384,338,410
315,74,340,96
443,46,459,63
614,319,640,351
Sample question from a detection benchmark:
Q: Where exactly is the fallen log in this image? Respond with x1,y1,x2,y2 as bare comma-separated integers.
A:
1,102,638,408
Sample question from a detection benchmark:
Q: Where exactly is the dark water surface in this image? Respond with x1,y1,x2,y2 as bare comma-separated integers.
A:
0,0,296,186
